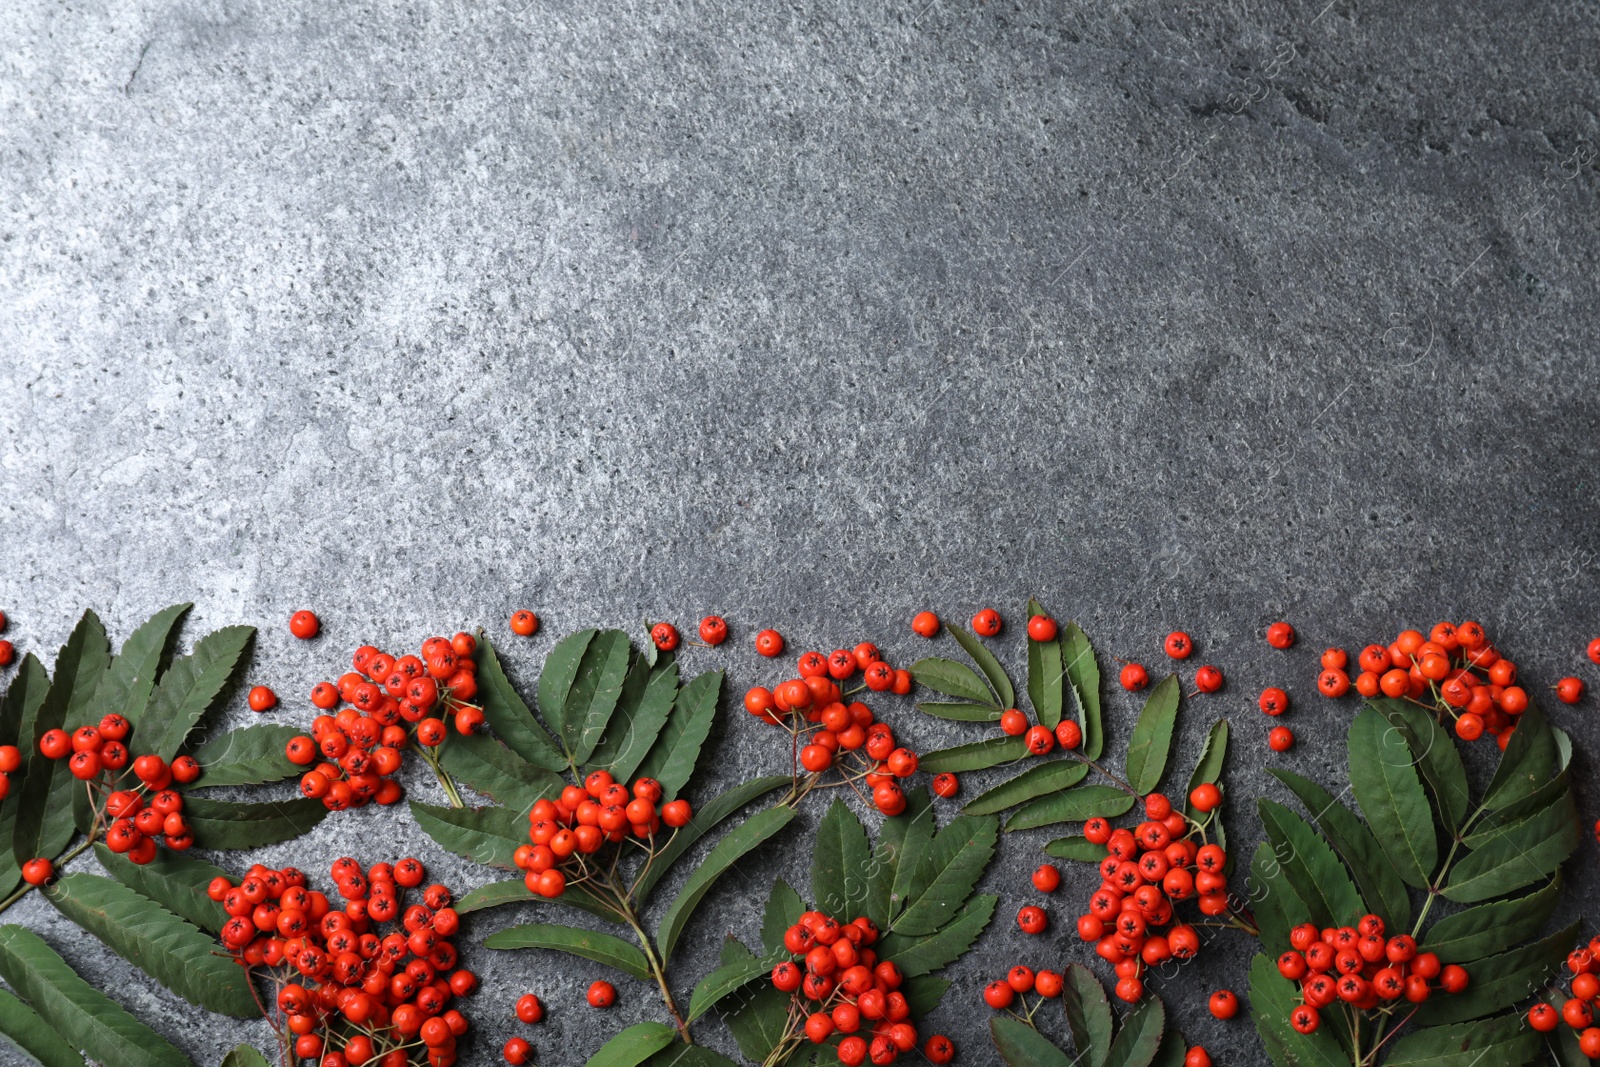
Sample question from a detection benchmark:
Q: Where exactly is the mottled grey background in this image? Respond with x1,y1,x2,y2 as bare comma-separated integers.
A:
3,0,1599,1064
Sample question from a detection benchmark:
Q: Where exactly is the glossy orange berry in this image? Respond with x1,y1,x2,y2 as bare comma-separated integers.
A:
21,858,52,885
288,610,319,639
1589,637,1600,665
1027,615,1058,642
971,609,1001,637
1581,1029,1600,1059
1268,726,1294,751
912,612,940,638
1185,1049,1213,1067
586,980,616,1008
1007,965,1035,993
662,800,691,827
1119,663,1149,691
1454,712,1484,741
1208,990,1238,1019
1556,677,1585,704
1025,724,1054,755
923,1035,955,1064
650,623,680,651
1194,665,1223,693
310,681,339,709
1266,621,1295,649
999,709,1028,736
1317,668,1351,697
503,1038,533,1065
1055,720,1082,749
1527,1003,1559,1032
513,993,543,1024
1258,687,1288,716
1439,965,1468,993
1017,905,1047,934
248,686,278,712
1114,976,1144,1002
1189,782,1221,812
1164,631,1193,659
509,610,539,636
38,729,71,760
1031,864,1060,892
931,772,959,798
1291,1005,1320,1034
755,629,784,657
1563,998,1595,1029
698,616,728,645
1499,686,1529,715
982,980,1014,1009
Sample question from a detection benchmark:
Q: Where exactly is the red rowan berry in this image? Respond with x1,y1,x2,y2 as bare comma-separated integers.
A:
1025,724,1054,755
1208,990,1238,1019
288,610,319,639
1032,864,1061,892
1556,677,1584,704
912,612,939,638
1028,615,1058,642
650,623,679,651
1017,905,1047,934
1527,1003,1559,1032
1194,665,1223,693
971,609,1001,637
923,1035,955,1064
503,1038,533,1065
999,709,1028,736
1268,725,1294,751
1291,1005,1320,1034
247,686,277,713
931,773,959,798
509,610,539,636
697,616,727,645
1317,668,1351,697
755,629,784,657
982,980,1014,1009
1164,631,1192,659
1266,621,1295,648
1119,663,1149,691
1439,964,1469,993
21,858,53,885
1189,782,1221,812
1589,636,1600,665
1055,720,1082,749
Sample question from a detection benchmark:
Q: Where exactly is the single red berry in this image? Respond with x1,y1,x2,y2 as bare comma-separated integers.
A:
1189,782,1221,812
1266,622,1295,649
1439,964,1469,993
1164,631,1193,659
1031,864,1061,892
288,611,319,639
1119,663,1149,691
923,1035,955,1064
1258,687,1289,716
999,709,1028,736
1318,668,1351,697
1016,905,1047,934
1581,1028,1600,1059
1025,724,1054,755
650,622,680,651
21,858,53,885
931,772,959,798
503,1037,533,1065
0,640,13,667
1589,637,1600,665
697,615,728,645
1027,615,1058,642
755,629,784,657
1185,1049,1213,1067
1268,725,1294,752
982,981,1014,1009
1527,1003,1559,1032
515,993,543,1023
1291,1005,1320,1034
510,610,539,636
586,980,616,1008
1556,676,1584,704
1194,665,1223,693
1055,720,1082,750
971,609,1002,637
912,612,940,638
248,686,277,712
1208,990,1238,1019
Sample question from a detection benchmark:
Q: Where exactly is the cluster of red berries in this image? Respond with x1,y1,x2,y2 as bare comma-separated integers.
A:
1274,917,1467,1034
1528,936,1600,1057
29,715,201,873
768,910,953,1065
1073,791,1232,1002
513,771,692,899
743,644,919,816
285,633,482,810
215,857,474,1067
1117,630,1224,698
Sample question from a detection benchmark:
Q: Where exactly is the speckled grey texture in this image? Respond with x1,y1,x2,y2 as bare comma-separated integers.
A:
3,0,1600,1064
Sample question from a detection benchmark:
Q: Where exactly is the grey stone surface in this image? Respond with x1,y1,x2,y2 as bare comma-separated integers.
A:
3,0,1600,1063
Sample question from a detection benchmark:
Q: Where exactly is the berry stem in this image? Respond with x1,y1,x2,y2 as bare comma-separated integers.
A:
607,880,692,1044
418,746,466,809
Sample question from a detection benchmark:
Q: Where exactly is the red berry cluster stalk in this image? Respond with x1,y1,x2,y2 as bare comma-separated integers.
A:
285,633,483,810
513,770,691,900
743,642,920,815
766,910,953,1066
1527,937,1600,1058
213,857,475,1067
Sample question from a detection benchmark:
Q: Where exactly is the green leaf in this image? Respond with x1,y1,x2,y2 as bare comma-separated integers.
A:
562,629,634,765
94,844,229,933
634,669,722,799
476,635,568,772
646,1043,740,1067
1384,1014,1541,1066
1043,837,1107,862
915,701,1003,722
1026,600,1065,729
1257,798,1364,928
1183,720,1229,821
688,954,771,1023
910,659,996,706
1482,701,1560,812
186,723,301,788
880,789,936,929
634,775,791,904
1123,675,1180,795
410,801,524,869
1061,622,1104,760
1269,769,1411,932
812,799,872,921
722,967,791,1063
1248,953,1345,1067
484,922,651,981
0,924,190,1067
1372,698,1471,833
761,879,807,957
220,1046,272,1067
143,625,254,760
586,1021,678,1067
43,873,255,1016
585,657,677,783
948,623,1015,709
1346,709,1437,889
919,736,1028,773
1104,994,1164,1067
181,795,327,850
1006,784,1136,832
991,1017,1071,1067
963,760,1089,816
1248,841,1303,956
657,805,796,963
893,815,998,936
879,894,996,977
1443,790,1580,903
902,974,949,1018
454,878,622,924
1061,963,1114,1067
98,604,189,730
1415,921,1578,1026
1150,1030,1189,1067
0,654,51,896
536,629,596,757
437,731,564,812
0,986,83,1067
1422,876,1562,963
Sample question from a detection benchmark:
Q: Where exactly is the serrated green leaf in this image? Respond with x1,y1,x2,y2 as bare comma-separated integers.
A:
143,625,253,760
1027,600,1065,729
1422,877,1562,963
880,788,936,928
915,701,1003,722
919,736,1028,773
485,922,651,981
812,799,872,922
1043,837,1106,862
1384,1014,1540,1066
1061,622,1103,760
475,634,568,772
563,629,633,765
1466,772,1569,841
43,873,255,1017
220,1046,272,1067
0,654,51,897
1248,841,1303,956
1248,953,1345,1067
893,816,998,936
1482,701,1560,812
1105,994,1165,1067
1124,675,1179,795
1006,784,1136,832
94,844,229,933
722,973,791,1063
586,1021,678,1067
0,924,189,1067
1257,798,1364,928
634,775,791,904
586,657,677,783
1269,769,1410,932
1347,709,1437,888
1414,923,1579,1025
948,623,1015,709
409,801,524,869
0,986,83,1067
991,1016,1072,1067
646,1044,739,1067
437,731,564,813
880,894,996,977
98,604,189,730
963,760,1089,816
1443,789,1579,902
185,723,301,788
181,795,327,850
634,670,722,799
688,953,771,1023
536,629,595,758
910,658,996,706
1062,963,1114,1067
454,877,623,924
902,974,949,1018
1372,698,1471,834
1183,720,1229,821
1149,1030,1188,1067
657,805,796,964
761,878,807,957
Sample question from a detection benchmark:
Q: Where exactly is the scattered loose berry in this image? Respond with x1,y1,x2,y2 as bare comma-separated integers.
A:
1016,905,1047,934
923,1035,955,1064
510,610,539,636
971,609,1002,637
650,622,680,651
1194,665,1223,693
1268,725,1294,752
1031,864,1061,892
912,612,940,638
698,615,728,645
1164,631,1193,659
1258,687,1288,716
0,640,13,668
515,993,544,1023
1055,720,1082,750
1556,676,1584,704
931,773,959,798
1027,614,1058,642
999,709,1028,736
1119,663,1149,691
755,629,785,657
1266,622,1295,649
503,1037,533,1065
1189,783,1221,812
1208,989,1238,1019
247,686,277,713
1589,637,1600,665
1185,1048,1213,1067
289,610,320,640
586,980,616,1008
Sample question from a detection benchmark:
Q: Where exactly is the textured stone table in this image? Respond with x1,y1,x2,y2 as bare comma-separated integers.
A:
2,0,1598,1063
